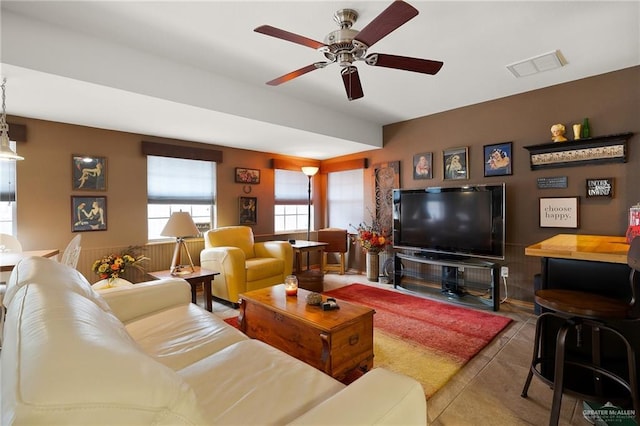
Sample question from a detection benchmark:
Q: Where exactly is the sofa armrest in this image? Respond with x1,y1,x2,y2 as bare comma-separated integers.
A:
100,279,192,323
255,241,293,276
288,369,426,425
200,246,247,301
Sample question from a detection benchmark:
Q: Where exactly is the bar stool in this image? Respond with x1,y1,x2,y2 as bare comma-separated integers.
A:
521,237,640,426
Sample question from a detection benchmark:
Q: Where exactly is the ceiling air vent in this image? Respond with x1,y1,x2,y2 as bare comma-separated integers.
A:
506,50,567,78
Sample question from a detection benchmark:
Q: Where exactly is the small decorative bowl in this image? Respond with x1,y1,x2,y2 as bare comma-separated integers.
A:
306,292,323,306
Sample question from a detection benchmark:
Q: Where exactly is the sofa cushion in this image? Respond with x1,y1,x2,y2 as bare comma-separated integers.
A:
3,256,111,312
2,281,206,425
179,340,345,425
246,257,285,281
126,303,248,370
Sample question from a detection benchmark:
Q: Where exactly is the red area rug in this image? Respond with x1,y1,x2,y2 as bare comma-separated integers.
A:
324,284,512,365
323,284,512,397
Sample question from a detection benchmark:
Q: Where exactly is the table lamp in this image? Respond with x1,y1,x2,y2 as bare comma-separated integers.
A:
161,211,200,275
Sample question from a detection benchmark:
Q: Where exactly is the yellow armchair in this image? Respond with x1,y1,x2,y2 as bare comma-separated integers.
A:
200,226,293,304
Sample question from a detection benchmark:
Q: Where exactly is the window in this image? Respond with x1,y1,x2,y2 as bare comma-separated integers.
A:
274,169,312,233
147,156,216,240
0,141,17,234
327,169,364,230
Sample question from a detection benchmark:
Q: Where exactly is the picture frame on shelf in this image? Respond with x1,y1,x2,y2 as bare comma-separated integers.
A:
539,196,580,228
239,196,257,225
483,142,513,177
235,167,260,184
443,147,468,180
412,152,433,179
71,196,107,232
72,155,107,191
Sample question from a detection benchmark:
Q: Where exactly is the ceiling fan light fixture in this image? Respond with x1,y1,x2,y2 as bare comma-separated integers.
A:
255,0,442,101
506,50,567,78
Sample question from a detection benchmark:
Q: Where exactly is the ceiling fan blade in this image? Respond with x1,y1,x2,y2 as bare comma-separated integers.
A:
353,0,418,49
266,62,328,86
254,25,326,50
365,53,443,75
341,66,364,101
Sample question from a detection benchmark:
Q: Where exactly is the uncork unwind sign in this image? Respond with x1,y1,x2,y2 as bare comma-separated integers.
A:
539,197,580,228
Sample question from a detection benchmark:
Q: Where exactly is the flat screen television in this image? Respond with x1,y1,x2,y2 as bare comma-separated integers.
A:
393,183,505,260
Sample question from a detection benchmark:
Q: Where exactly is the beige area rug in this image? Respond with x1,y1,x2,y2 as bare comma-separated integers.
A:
373,329,465,398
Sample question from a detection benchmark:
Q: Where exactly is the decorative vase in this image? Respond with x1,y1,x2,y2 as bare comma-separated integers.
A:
581,117,591,138
366,251,379,282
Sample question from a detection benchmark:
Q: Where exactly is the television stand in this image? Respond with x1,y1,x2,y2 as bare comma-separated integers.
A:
394,252,500,311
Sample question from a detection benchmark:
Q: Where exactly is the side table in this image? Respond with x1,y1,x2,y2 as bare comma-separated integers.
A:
291,240,328,293
291,240,328,273
147,267,219,312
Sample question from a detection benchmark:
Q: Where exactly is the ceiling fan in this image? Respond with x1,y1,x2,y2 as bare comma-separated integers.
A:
254,0,443,101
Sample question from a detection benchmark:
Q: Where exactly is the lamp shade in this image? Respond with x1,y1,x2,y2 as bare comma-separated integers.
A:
161,212,199,238
301,166,319,176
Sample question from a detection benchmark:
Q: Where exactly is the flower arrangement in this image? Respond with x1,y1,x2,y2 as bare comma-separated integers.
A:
92,246,149,281
351,216,390,253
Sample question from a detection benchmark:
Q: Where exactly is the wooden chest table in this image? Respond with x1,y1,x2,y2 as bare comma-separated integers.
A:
238,285,374,380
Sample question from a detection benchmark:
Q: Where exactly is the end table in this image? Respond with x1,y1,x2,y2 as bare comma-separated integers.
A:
147,267,219,312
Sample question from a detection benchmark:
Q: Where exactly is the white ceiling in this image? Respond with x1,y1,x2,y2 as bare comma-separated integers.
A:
1,1,639,160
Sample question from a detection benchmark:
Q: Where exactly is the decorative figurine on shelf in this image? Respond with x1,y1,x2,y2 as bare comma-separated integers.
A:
572,123,582,140
550,124,567,142
581,117,591,138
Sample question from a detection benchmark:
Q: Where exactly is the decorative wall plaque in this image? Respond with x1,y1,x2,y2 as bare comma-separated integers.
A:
586,178,614,198
537,176,568,189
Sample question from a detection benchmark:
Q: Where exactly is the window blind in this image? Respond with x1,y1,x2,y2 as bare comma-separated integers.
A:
147,156,216,204
328,169,364,229
274,169,310,205
0,143,17,202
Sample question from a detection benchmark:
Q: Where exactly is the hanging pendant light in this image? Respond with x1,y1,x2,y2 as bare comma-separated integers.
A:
0,78,24,161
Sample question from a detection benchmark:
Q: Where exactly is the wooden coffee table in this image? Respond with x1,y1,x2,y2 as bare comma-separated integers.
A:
238,285,374,381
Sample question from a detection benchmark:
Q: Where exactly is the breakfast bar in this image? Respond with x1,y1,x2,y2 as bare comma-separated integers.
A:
525,234,638,401
526,234,631,303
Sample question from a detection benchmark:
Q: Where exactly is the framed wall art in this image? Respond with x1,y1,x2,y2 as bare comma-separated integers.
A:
586,177,614,198
443,147,468,180
235,167,260,184
71,196,107,232
539,196,580,228
483,142,512,177
72,155,107,191
412,152,433,179
239,196,257,225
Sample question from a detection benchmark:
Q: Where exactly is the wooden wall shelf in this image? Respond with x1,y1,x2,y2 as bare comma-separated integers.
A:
523,132,633,170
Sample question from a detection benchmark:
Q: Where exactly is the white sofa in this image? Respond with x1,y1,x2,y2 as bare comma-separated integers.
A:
1,256,427,425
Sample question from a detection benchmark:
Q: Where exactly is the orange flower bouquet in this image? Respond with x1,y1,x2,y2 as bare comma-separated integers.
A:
351,218,390,254
92,246,148,281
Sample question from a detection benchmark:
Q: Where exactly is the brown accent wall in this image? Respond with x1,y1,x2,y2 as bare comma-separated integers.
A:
9,66,639,303
328,66,640,302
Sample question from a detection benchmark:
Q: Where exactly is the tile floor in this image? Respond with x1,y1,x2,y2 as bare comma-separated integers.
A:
206,272,594,426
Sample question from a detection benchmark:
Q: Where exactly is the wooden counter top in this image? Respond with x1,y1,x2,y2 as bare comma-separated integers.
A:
1,249,60,272
525,234,629,264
